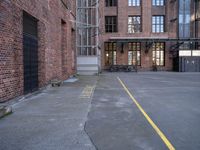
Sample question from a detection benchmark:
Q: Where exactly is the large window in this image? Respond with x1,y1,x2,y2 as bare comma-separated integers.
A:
179,0,191,49
196,1,200,19
105,0,117,7
152,43,165,66
195,0,200,49
179,0,191,38
152,16,164,33
128,16,141,33
105,42,117,66
128,42,141,66
152,0,164,6
128,0,140,6
105,16,118,33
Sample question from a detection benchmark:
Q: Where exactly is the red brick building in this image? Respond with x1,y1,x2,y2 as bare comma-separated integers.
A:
99,0,200,71
0,0,76,102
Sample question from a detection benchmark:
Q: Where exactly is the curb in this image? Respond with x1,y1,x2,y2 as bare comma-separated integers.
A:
0,106,12,119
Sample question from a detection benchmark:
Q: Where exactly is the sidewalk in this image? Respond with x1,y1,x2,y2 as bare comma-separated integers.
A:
0,76,98,150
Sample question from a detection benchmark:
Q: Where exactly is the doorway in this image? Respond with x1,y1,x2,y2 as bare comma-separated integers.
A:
23,12,38,94
180,57,200,72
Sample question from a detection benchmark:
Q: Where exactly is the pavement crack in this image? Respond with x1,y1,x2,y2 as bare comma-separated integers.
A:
84,121,99,150
83,79,99,150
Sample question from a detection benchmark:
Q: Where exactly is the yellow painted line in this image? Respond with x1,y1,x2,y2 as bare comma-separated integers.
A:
117,77,175,150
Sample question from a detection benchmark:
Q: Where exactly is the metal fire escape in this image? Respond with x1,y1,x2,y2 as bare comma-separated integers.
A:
76,0,100,75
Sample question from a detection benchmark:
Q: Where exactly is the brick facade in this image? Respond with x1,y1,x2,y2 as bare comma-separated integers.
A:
0,0,76,102
99,0,199,71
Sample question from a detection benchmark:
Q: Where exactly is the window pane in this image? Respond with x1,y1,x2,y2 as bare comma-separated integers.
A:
128,42,141,66
179,0,191,38
113,51,117,65
152,0,165,6
128,51,133,65
105,42,117,66
128,16,141,33
152,43,165,66
106,0,117,7
105,16,117,32
152,16,164,33
129,0,140,6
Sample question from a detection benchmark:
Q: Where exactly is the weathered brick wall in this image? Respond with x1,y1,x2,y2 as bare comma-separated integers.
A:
0,0,76,102
0,1,23,102
99,0,177,71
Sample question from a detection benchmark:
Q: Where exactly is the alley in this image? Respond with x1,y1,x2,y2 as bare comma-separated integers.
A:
0,76,97,150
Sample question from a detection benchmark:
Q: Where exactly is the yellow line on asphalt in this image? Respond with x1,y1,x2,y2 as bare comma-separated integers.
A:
117,77,175,150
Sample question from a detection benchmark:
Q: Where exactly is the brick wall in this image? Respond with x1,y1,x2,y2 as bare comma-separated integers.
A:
0,0,76,102
99,0,177,71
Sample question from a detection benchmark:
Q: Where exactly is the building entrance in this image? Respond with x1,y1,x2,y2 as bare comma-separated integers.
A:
23,12,38,94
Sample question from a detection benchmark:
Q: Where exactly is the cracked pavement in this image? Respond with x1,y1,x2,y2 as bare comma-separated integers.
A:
0,76,97,150
1,72,200,150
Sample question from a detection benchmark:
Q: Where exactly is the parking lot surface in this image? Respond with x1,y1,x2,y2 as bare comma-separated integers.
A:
86,72,200,150
0,72,200,150
0,76,97,150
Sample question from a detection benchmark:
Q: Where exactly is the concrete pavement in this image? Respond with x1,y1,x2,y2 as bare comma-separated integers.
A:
85,72,200,150
0,76,97,150
1,72,200,150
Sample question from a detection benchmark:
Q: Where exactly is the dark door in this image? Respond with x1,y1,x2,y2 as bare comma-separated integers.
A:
23,12,38,94
184,58,194,72
180,57,200,72
173,57,179,72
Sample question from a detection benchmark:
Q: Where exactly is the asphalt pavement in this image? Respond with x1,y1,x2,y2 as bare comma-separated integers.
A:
0,72,200,150
0,76,97,150
85,72,200,150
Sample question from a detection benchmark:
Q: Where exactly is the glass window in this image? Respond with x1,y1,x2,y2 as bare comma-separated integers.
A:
105,0,117,7
195,0,199,49
105,42,117,65
152,43,165,66
179,0,191,48
197,1,200,19
128,16,141,33
152,0,164,6
128,42,141,65
152,16,165,33
128,0,140,6
179,0,191,38
105,16,118,33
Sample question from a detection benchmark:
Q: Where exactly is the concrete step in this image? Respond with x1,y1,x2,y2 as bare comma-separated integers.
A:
77,56,100,75
77,70,99,75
